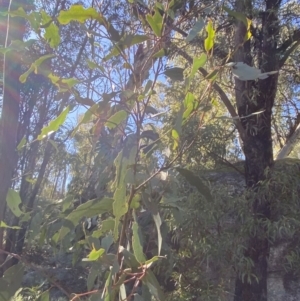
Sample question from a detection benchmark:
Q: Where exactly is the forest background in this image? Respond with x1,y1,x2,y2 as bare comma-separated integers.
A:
0,0,300,300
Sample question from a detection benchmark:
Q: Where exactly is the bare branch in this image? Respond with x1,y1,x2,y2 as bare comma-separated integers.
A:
174,45,246,140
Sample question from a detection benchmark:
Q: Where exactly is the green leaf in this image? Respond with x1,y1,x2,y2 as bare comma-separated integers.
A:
132,222,146,263
19,54,55,83
0,263,24,300
57,5,104,24
85,247,105,261
183,92,196,121
59,198,113,240
153,48,167,58
87,265,101,291
37,106,69,140
172,129,179,150
113,185,128,240
143,270,165,301
176,168,213,202
6,189,23,217
205,69,219,81
223,7,248,27
17,136,26,151
92,218,115,238
41,11,60,48
146,10,163,37
103,34,149,61
190,54,207,79
164,67,184,81
87,59,105,72
0,221,21,229
186,18,205,42
37,290,50,301
105,110,128,129
204,20,215,52
119,246,140,270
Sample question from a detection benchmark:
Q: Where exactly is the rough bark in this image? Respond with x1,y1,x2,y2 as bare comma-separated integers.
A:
233,1,281,300
0,0,26,270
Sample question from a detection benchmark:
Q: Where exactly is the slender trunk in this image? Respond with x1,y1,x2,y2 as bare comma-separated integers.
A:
233,1,281,300
0,0,26,270
15,140,53,254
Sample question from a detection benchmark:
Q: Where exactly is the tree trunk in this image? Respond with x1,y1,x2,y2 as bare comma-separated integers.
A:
233,1,281,300
0,0,26,271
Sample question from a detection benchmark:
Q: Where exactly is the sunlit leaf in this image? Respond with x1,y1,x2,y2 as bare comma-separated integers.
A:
19,54,55,83
59,198,113,240
37,106,70,140
190,54,207,78
132,221,146,263
85,247,105,261
183,92,196,121
57,5,104,24
204,20,215,52
6,189,23,217
41,11,60,48
146,10,163,37
0,221,21,229
106,110,128,129
172,129,179,150
186,18,205,42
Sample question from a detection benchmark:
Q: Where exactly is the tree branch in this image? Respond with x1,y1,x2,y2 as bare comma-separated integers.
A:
174,45,246,140
278,29,300,67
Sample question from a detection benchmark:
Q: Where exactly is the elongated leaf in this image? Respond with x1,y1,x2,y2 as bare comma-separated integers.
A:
0,263,24,300
146,10,163,37
183,92,196,121
17,136,26,151
19,54,55,83
57,5,103,24
143,270,165,301
37,290,49,301
186,18,205,42
164,67,184,81
37,106,70,140
176,168,213,202
106,110,128,129
153,48,166,58
6,189,23,217
103,35,149,61
152,212,162,255
205,69,219,81
132,222,146,263
41,11,60,48
190,54,207,78
0,221,21,229
172,129,179,150
87,264,102,291
59,198,113,240
204,20,215,52
119,246,140,270
113,185,128,240
223,7,248,27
